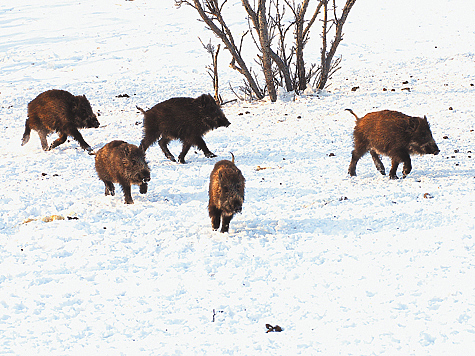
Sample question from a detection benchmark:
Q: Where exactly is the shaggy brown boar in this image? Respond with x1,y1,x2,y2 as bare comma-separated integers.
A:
346,109,440,179
21,89,100,154
95,140,151,204
208,153,245,233
137,94,230,163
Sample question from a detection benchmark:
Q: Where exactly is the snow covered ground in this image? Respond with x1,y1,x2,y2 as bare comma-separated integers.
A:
1,0,475,354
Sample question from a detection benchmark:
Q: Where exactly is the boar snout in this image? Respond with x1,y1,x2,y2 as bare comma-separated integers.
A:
415,141,440,155
88,115,100,128
220,116,231,128
141,173,151,184
429,143,440,155
232,200,243,214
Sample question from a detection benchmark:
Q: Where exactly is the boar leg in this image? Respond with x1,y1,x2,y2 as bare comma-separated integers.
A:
348,149,366,176
220,214,234,233
49,133,68,150
370,150,385,175
401,156,412,178
139,135,157,153
389,151,411,179
69,128,92,152
389,157,402,179
120,182,134,204
38,130,50,151
195,137,217,158
104,181,115,196
178,142,192,164
209,205,222,230
158,137,176,162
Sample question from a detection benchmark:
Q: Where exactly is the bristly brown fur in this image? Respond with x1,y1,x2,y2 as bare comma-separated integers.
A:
95,140,151,204
138,94,231,163
208,154,245,233
347,109,440,179
21,89,100,154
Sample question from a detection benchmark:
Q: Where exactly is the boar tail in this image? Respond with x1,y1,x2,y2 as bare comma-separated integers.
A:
136,105,146,115
345,109,360,121
230,152,235,164
21,120,31,146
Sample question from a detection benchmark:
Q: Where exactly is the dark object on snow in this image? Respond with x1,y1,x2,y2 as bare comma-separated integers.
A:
346,109,439,179
137,94,230,163
21,89,100,154
265,324,283,333
95,140,151,204
208,153,245,233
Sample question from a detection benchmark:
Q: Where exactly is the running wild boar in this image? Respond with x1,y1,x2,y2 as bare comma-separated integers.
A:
208,153,245,233
95,140,151,204
346,109,440,179
21,89,100,154
137,94,230,163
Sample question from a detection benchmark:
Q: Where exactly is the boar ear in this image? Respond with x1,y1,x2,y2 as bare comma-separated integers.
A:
407,117,419,132
122,144,131,156
199,94,212,108
72,96,81,112
423,115,428,122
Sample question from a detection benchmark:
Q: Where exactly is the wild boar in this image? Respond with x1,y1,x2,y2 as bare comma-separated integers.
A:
208,153,245,233
95,140,151,204
346,109,440,179
137,94,230,163
21,89,100,154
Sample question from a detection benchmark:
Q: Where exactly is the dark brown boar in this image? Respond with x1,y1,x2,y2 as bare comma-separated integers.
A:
137,94,230,163
21,89,100,154
95,140,151,204
208,153,245,233
346,109,440,179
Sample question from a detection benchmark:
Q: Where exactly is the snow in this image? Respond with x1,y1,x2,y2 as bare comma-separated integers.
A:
1,0,475,354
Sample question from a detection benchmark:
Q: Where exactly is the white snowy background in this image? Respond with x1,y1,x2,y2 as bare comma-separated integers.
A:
1,0,475,355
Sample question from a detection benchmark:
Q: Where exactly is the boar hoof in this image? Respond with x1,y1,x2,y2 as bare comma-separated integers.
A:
166,154,176,162
205,152,217,158
389,175,399,180
125,198,134,204
86,147,95,155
